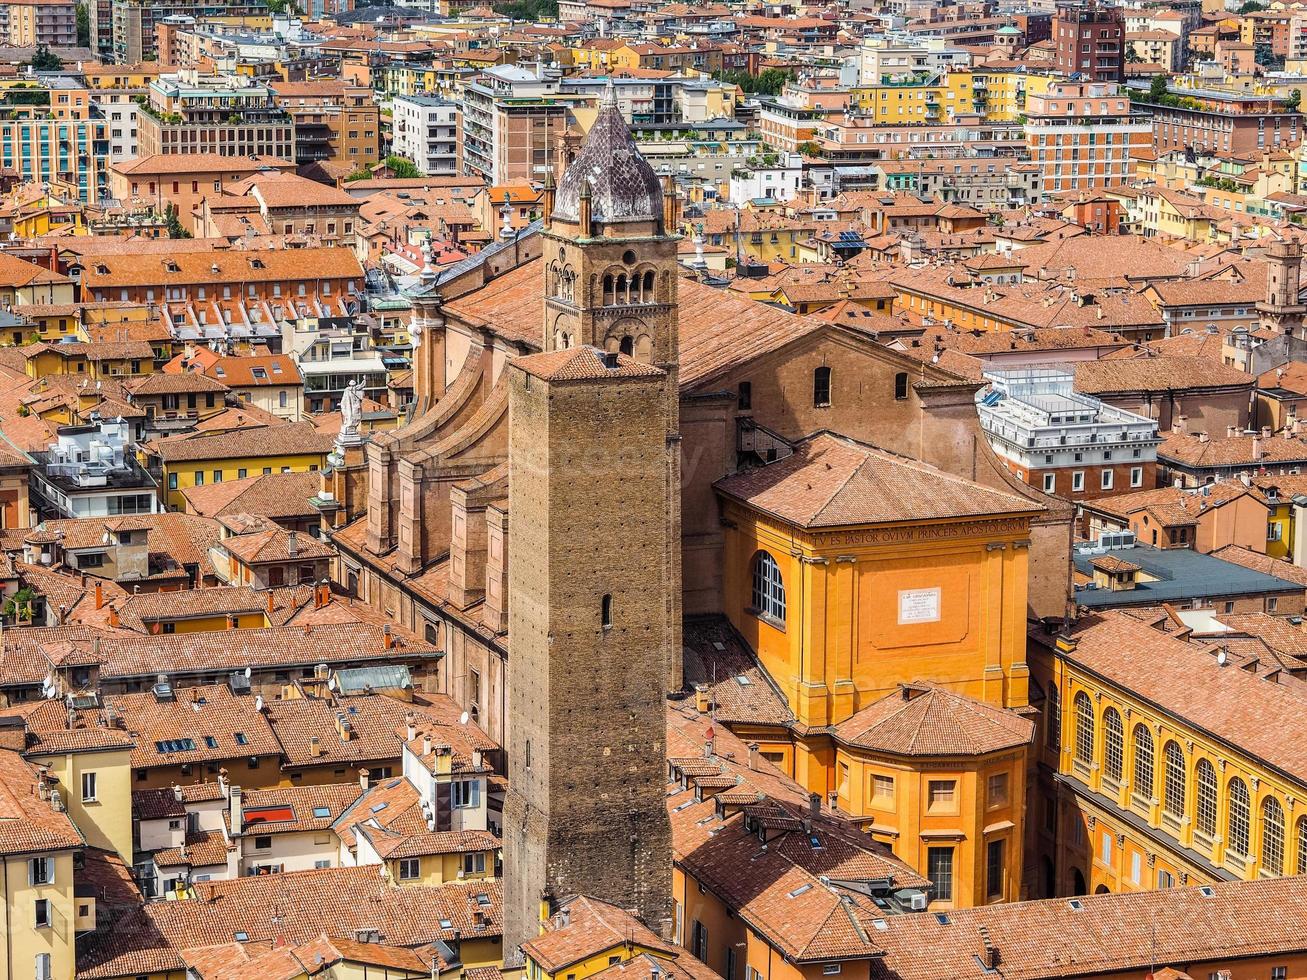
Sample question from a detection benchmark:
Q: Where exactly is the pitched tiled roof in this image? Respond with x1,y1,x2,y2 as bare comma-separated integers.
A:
241,783,363,835
77,869,502,979
666,705,925,964
1045,611,1307,782
868,874,1307,980
179,471,322,520
222,526,335,565
145,423,335,463
0,747,85,855
833,686,1034,757
1075,356,1253,395
1158,431,1307,469
716,432,1039,527
80,247,362,290
524,896,680,973
681,616,794,726
0,622,425,688
513,346,664,382
1210,545,1307,589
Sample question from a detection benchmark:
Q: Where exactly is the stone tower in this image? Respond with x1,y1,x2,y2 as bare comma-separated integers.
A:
502,89,679,960
1257,240,1307,337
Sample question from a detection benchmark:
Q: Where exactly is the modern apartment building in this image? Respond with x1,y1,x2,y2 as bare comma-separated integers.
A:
978,368,1161,504
1024,81,1152,193
390,95,461,175
461,65,574,184
0,78,111,204
0,0,77,47
270,80,380,167
107,0,270,65
1052,1,1125,83
136,71,295,161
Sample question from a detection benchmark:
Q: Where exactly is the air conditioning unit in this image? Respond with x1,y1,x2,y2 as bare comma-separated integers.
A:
909,892,928,911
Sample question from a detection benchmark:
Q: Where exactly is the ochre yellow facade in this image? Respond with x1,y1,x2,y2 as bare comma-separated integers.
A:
1038,637,1307,898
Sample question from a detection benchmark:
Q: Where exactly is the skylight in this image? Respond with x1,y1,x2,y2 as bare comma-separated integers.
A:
312,806,331,818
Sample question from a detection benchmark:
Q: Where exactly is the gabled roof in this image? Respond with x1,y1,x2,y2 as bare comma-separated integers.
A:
715,432,1039,528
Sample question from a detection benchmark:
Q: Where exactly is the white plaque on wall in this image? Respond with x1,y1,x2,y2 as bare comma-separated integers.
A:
898,587,941,625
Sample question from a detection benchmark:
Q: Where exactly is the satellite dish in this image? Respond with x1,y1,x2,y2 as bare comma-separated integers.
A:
1217,649,1228,666
102,532,110,544
244,667,251,678
459,711,469,725
191,701,201,711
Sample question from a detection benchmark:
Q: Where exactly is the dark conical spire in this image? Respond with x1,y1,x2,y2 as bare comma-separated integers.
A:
552,81,663,226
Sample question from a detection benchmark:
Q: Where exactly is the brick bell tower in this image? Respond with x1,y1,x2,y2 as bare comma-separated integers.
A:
502,84,680,961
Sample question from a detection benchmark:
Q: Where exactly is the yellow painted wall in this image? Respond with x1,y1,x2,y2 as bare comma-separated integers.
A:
162,453,326,510
721,502,1033,736
1042,642,1307,895
0,850,77,980
29,747,134,865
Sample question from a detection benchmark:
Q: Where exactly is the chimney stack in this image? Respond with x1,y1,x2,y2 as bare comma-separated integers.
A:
383,624,393,649
359,767,370,791
287,531,298,557
309,734,322,757
747,742,760,771
229,785,243,837
94,580,104,610
266,590,275,615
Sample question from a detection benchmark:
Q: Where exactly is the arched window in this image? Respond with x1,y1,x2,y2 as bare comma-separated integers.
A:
1228,778,1251,857
615,273,627,304
603,273,614,305
601,593,612,629
1195,758,1217,838
1102,708,1123,782
1162,741,1186,817
1046,688,1059,750
619,336,634,356
813,366,832,407
1262,796,1285,875
1296,816,1307,874
1132,725,1154,799
1073,692,1094,765
751,551,786,623
894,371,909,400
642,269,654,301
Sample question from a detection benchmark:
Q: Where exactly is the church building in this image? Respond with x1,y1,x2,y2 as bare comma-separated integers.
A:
321,88,1073,922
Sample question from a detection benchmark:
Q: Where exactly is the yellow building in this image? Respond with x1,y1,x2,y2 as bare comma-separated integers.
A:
23,340,156,381
23,734,135,866
0,749,86,980
1136,186,1218,242
851,70,1056,125
829,686,1033,907
712,432,1040,906
1033,610,1307,899
143,422,334,510
523,895,705,980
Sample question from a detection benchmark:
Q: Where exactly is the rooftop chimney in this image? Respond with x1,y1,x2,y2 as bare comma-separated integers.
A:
359,767,370,791
94,580,104,610
747,742,760,771
287,531,298,557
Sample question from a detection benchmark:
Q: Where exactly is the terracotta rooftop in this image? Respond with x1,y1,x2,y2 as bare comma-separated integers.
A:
716,432,1039,528
833,686,1034,757
77,869,502,979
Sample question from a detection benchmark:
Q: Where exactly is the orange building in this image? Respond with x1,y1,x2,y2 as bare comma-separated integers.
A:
1024,82,1152,194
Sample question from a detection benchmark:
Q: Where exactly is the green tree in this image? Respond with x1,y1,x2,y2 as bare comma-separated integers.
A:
2,586,36,621
76,2,90,47
712,68,794,97
797,141,821,157
492,0,558,19
164,204,192,239
1239,0,1265,12
1289,88,1302,111
26,44,62,71
383,154,422,178
1148,73,1169,101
